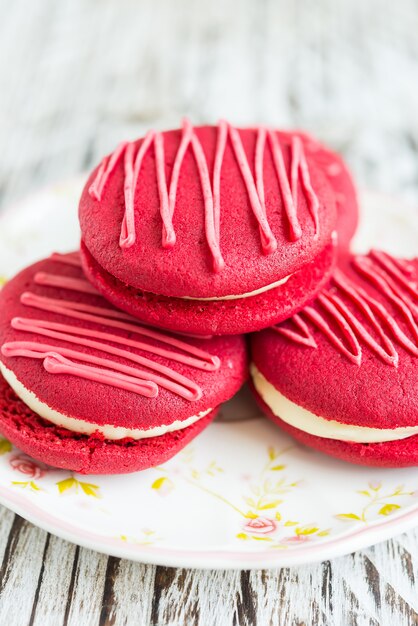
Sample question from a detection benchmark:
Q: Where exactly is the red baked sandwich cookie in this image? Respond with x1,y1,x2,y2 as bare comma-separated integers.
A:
250,250,418,467
79,120,339,336
0,252,247,474
295,131,359,250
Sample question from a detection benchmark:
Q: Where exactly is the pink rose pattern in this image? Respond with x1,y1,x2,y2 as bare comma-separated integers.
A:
9,454,48,479
243,517,277,535
242,517,320,544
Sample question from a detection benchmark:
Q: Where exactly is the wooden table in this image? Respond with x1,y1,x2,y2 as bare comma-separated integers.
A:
1,2,418,623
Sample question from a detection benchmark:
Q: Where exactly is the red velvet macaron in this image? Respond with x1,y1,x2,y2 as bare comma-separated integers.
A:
0,253,247,474
250,250,418,467
79,121,339,335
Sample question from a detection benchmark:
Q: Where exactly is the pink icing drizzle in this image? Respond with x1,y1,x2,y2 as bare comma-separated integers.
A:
274,251,418,366
191,123,226,272
35,272,98,295
120,130,156,248
88,121,320,272
291,136,320,238
88,142,128,201
19,293,220,371
274,313,317,349
50,252,82,268
267,129,301,241
2,258,221,400
228,125,278,255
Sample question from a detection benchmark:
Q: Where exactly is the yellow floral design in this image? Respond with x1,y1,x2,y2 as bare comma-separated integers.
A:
12,480,41,492
151,476,175,496
0,439,12,455
119,529,161,546
242,445,299,519
56,476,101,498
336,482,414,523
152,446,331,547
0,276,8,288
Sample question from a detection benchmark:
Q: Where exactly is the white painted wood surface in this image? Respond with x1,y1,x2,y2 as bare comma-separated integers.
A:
1,1,418,623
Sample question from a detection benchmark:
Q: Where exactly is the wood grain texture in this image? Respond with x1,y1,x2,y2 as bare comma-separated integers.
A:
1,0,418,624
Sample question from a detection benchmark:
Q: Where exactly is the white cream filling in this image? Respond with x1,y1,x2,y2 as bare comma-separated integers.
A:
0,362,212,441
180,274,292,301
251,364,418,444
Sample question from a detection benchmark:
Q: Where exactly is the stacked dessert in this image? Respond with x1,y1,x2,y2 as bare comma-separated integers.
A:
0,120,416,473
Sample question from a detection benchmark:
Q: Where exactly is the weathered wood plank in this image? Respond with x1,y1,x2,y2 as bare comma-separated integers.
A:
151,567,243,626
63,547,108,626
30,535,77,626
99,558,155,625
0,508,15,565
0,516,48,626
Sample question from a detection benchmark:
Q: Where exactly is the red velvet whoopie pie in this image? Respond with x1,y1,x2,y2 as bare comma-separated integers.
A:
0,253,247,474
251,250,418,467
79,120,341,335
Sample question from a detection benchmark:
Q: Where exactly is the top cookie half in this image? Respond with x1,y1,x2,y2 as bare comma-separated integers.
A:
79,122,338,300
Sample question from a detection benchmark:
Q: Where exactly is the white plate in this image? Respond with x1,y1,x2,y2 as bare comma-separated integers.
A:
0,179,417,570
